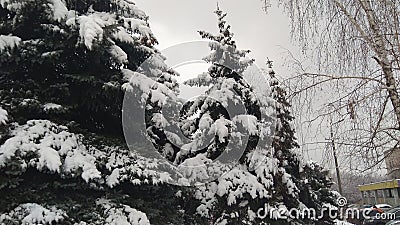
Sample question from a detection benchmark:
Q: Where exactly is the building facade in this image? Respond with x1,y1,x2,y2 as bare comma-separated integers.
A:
358,179,400,206
385,148,400,179
357,149,399,205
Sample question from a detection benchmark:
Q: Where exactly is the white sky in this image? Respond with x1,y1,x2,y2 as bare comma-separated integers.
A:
135,0,301,76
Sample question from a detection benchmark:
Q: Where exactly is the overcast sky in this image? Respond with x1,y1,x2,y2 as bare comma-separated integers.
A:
135,0,300,75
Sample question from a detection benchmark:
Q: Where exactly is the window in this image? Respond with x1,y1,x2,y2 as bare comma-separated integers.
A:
387,189,394,198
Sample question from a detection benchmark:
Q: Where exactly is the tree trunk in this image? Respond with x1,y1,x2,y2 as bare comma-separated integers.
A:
360,0,400,129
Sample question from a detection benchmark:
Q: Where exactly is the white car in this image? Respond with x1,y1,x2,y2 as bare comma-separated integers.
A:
376,204,393,210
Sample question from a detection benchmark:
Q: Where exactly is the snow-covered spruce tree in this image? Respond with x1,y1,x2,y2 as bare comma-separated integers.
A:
0,0,184,224
180,8,338,225
267,63,338,224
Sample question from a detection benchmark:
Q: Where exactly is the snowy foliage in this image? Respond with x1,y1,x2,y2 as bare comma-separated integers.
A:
43,103,63,113
96,199,150,225
0,107,7,125
0,0,179,183
232,115,259,135
0,120,100,178
72,12,115,50
122,68,177,105
335,220,356,225
48,0,68,21
109,45,128,64
0,120,172,186
110,0,147,19
1,0,157,66
195,165,270,214
0,203,66,225
177,7,337,224
176,6,264,176
1,0,67,21
112,27,136,44
184,72,214,87
64,6,155,50
0,0,28,11
0,0,184,224
0,35,21,51
0,201,151,225
0,1,336,224
2,0,156,63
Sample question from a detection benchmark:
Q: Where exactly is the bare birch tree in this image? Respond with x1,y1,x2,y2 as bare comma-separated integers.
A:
263,0,400,172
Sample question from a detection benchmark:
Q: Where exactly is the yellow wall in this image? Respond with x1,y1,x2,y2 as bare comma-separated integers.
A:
358,179,400,191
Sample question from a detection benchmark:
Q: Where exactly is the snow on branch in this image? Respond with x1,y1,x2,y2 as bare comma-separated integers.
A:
112,27,136,44
195,166,270,217
232,115,259,135
184,72,214,87
0,35,21,52
68,12,115,50
0,203,66,225
0,107,7,125
110,0,147,19
66,9,154,51
1,0,68,22
0,120,101,181
0,201,151,225
109,45,128,64
122,69,176,105
0,120,172,186
0,0,29,11
97,199,151,225
47,0,68,22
